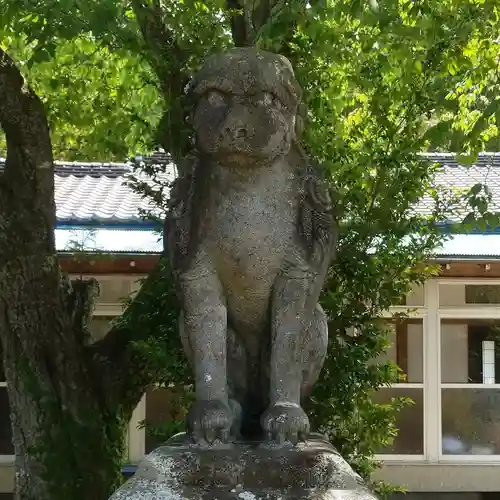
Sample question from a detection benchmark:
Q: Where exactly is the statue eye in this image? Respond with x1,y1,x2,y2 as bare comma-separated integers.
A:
262,92,274,106
257,91,283,109
206,90,226,107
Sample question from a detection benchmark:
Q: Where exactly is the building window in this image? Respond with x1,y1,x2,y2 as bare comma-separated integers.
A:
372,387,424,454
378,278,500,463
435,280,500,461
404,283,425,307
440,283,500,306
442,387,500,455
0,351,13,457
377,320,424,384
88,276,140,304
440,320,500,384
440,318,500,455
465,285,500,305
374,319,424,456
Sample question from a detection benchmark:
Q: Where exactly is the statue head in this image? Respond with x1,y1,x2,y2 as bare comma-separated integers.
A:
187,48,303,165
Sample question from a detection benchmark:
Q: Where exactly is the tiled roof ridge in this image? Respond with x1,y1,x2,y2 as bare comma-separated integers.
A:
54,161,131,178
420,152,500,168
422,152,500,156
0,151,173,178
0,157,131,178
1,152,500,179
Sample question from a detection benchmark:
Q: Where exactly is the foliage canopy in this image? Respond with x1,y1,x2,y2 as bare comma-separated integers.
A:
1,1,500,498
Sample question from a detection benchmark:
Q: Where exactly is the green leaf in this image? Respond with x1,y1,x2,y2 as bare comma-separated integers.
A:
469,183,484,196
456,153,477,166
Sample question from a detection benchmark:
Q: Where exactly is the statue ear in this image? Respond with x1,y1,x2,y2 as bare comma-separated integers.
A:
183,76,197,126
294,103,307,139
183,95,196,127
295,116,304,139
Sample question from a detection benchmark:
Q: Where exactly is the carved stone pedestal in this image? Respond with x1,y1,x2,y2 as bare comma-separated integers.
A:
110,433,379,500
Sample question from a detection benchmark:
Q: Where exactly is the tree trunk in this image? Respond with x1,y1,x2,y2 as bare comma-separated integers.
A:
0,48,143,500
0,260,129,500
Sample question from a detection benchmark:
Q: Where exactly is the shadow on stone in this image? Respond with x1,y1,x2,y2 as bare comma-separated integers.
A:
111,433,379,499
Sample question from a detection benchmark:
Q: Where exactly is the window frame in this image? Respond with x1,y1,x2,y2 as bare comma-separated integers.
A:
436,278,500,463
375,293,427,462
376,277,500,464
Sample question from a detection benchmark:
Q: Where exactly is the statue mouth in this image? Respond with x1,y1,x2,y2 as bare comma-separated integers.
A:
214,143,264,159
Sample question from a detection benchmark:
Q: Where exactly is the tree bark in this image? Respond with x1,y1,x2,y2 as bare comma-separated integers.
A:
0,48,142,500
227,0,251,47
226,0,283,47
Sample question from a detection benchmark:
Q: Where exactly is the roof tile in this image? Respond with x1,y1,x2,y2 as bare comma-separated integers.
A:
1,152,500,224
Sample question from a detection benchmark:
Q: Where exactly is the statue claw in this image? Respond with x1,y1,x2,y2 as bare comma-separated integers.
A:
261,403,310,446
186,399,234,446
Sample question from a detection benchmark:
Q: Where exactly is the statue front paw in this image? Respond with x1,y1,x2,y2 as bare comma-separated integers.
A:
186,399,234,445
261,402,310,445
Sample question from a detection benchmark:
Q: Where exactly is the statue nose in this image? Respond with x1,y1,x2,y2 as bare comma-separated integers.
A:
225,126,247,140
234,128,247,139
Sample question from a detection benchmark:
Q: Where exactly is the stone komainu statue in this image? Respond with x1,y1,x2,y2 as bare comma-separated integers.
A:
164,47,337,446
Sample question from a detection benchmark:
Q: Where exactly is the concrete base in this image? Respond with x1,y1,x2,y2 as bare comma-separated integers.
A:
110,433,379,499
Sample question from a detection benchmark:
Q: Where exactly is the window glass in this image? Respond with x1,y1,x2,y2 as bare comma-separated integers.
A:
372,388,423,454
376,320,423,383
0,390,13,455
441,320,500,383
439,284,465,306
439,283,500,306
442,389,500,455
93,277,132,303
466,285,500,304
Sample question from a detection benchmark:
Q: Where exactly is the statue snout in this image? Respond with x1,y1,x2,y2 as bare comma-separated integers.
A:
221,119,254,143
232,127,247,139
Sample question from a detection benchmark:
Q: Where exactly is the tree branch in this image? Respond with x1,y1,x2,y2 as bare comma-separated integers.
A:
90,259,183,411
227,0,251,46
226,0,309,54
250,0,274,38
131,0,191,163
226,0,279,47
